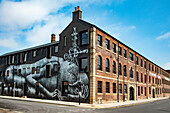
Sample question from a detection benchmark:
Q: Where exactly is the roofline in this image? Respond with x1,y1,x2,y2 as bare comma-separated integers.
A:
0,41,59,57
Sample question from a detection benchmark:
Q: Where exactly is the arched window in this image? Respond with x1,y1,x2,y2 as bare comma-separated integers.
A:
106,58,110,72
97,56,102,70
118,63,122,75
130,67,133,78
113,61,116,74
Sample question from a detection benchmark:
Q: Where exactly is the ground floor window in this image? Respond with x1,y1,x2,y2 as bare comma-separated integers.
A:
113,83,116,93
138,86,140,96
98,81,102,93
106,82,110,93
124,84,127,94
119,84,122,93
141,86,143,94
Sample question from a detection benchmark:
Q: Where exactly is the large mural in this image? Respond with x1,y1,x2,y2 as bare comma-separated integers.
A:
0,27,89,101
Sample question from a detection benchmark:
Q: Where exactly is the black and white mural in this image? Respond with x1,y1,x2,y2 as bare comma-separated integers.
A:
0,27,89,101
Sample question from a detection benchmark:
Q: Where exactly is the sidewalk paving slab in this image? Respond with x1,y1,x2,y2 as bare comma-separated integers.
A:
0,96,169,109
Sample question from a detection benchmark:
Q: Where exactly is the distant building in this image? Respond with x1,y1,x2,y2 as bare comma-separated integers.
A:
0,6,169,104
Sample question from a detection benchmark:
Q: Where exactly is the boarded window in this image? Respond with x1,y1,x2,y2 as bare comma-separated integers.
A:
47,46,51,59
55,46,58,53
36,67,40,74
32,67,35,74
7,70,9,77
46,65,51,77
79,58,88,72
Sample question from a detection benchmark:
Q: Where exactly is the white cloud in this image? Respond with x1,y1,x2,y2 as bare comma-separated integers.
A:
156,32,170,40
0,38,19,49
163,62,170,70
0,0,81,50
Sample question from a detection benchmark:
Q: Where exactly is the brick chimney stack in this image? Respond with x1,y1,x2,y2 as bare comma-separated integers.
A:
73,6,82,21
51,34,55,43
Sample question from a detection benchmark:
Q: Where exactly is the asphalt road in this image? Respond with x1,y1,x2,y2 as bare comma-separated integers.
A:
0,98,169,113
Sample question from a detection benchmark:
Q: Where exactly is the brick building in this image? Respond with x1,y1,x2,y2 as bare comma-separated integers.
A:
0,6,169,104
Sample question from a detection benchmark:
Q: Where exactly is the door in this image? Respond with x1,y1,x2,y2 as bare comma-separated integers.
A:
130,87,134,100
23,83,27,96
152,89,155,98
62,81,68,96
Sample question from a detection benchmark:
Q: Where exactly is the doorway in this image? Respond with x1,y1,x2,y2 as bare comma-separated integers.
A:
152,89,155,98
130,87,134,100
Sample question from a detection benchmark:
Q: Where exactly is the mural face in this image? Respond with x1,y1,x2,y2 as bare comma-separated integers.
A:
0,27,89,101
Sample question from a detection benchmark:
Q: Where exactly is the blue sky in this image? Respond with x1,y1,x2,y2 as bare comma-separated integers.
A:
0,0,170,69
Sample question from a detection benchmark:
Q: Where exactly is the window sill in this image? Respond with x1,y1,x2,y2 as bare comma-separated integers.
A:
106,93,110,95
97,45,103,49
106,48,111,52
97,93,103,95
106,72,110,74
97,70,103,73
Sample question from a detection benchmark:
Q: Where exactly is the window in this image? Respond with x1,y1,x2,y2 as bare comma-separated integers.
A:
118,63,122,75
124,84,127,93
36,67,40,74
124,65,127,76
129,52,133,61
144,61,146,68
47,46,51,59
98,81,102,93
12,56,15,64
106,82,110,93
112,43,116,53
113,61,116,74
106,58,110,72
118,46,122,55
33,50,36,57
141,73,143,83
18,69,21,75
138,86,140,96
149,64,150,70
113,83,116,93
7,70,9,77
130,67,133,78
141,86,143,94
136,56,138,65
79,58,88,72
64,36,67,46
136,72,139,82
80,31,88,45
149,76,151,83
155,67,156,72
152,65,154,71
46,65,51,77
123,49,127,58
32,67,35,74
152,77,154,83
54,64,59,72
119,84,122,93
0,71,2,76
149,87,151,94
140,59,143,67
106,39,110,49
24,53,27,62
144,75,147,83
55,46,58,53
97,34,102,46
97,56,102,70
145,87,147,96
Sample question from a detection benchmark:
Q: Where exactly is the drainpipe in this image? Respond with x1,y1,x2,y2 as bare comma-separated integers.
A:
117,42,119,102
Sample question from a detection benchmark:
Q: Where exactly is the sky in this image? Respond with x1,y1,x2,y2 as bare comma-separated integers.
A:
0,0,170,70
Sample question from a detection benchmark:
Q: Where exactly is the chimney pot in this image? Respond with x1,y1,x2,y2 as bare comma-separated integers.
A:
51,34,55,43
78,6,80,10
75,7,77,11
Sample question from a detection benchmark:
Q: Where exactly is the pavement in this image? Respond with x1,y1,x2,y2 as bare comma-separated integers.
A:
0,95,169,109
